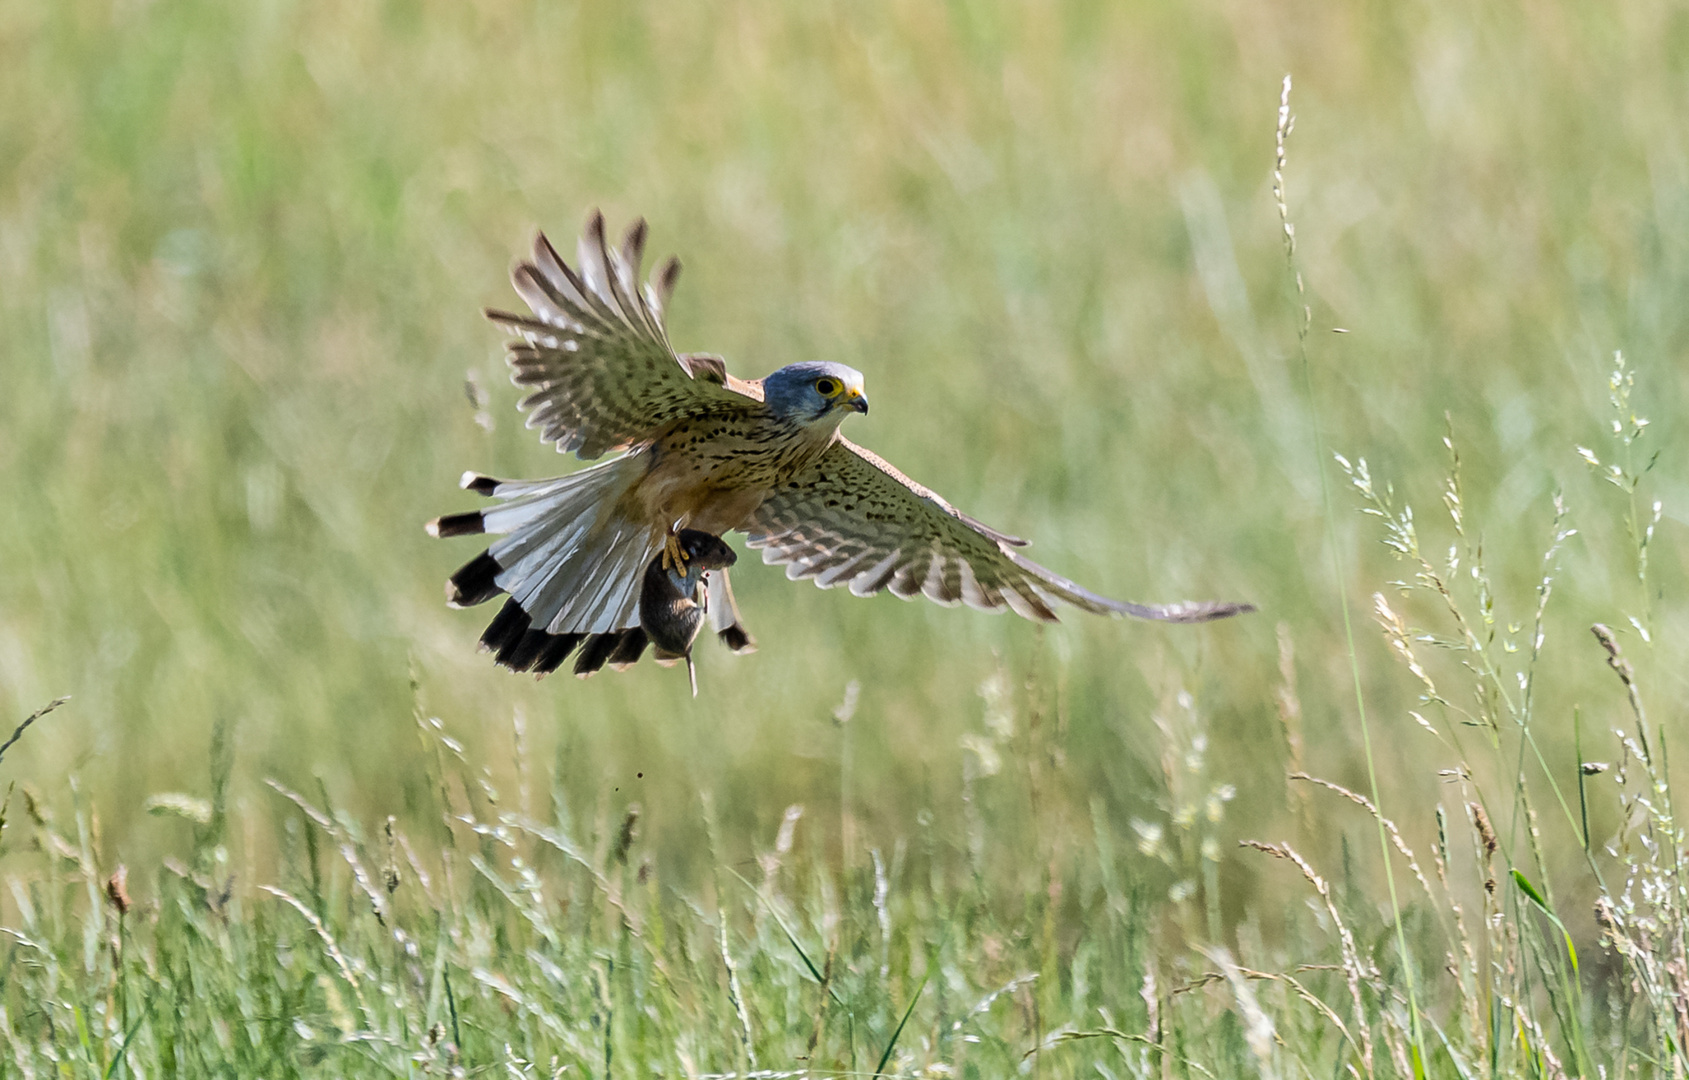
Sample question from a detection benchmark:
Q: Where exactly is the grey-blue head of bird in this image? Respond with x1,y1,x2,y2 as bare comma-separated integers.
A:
763,361,869,425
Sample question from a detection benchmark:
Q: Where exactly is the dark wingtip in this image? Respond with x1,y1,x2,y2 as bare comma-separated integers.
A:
1193,600,1256,621
656,256,681,298
621,217,647,260
1138,599,1257,624
532,231,567,281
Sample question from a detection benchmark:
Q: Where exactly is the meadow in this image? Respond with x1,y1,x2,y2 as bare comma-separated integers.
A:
2,0,1687,1074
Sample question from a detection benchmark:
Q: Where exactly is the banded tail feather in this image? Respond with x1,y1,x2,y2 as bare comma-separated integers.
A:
571,632,627,677
479,598,585,674
428,511,485,538
431,461,750,687
472,596,643,678
447,552,503,608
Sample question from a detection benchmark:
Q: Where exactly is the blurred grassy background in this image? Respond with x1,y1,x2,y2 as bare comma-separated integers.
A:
2,0,1686,920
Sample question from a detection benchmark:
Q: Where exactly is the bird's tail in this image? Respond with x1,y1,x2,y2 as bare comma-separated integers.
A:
428,459,663,676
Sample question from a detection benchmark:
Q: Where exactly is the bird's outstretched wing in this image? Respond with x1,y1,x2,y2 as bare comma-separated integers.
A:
486,211,756,459
742,438,1253,623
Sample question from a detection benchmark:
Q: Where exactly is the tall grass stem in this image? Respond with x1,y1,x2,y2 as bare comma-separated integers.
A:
1274,73,1427,1074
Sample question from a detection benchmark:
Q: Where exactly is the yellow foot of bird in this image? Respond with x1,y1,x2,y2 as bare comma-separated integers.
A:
660,530,690,575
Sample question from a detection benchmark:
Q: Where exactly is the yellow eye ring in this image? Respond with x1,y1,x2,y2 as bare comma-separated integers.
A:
814,377,840,397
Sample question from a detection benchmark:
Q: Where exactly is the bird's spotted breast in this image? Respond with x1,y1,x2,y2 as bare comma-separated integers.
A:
629,410,837,534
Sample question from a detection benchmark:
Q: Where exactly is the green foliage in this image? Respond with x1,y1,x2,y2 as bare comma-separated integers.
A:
2,0,1688,1074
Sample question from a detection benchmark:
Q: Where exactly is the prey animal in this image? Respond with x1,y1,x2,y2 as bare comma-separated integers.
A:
640,529,738,696
429,212,1251,687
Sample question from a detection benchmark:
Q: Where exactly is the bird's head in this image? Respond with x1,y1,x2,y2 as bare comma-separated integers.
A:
764,362,869,426
663,529,738,596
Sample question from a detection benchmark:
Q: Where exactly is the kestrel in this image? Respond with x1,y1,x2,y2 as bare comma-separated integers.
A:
429,212,1251,682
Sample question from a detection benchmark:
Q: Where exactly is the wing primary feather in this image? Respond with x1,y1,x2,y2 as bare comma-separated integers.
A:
650,256,681,318
532,235,617,330
1115,598,1258,623
613,219,659,338
576,211,617,316
513,263,606,336
1003,549,1253,622
485,308,572,342
533,232,590,310
491,216,766,460
598,224,645,332
740,437,1253,625
508,265,568,328
619,219,647,276
1003,581,1060,622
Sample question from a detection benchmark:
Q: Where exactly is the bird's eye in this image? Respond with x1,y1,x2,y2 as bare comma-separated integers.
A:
814,377,840,397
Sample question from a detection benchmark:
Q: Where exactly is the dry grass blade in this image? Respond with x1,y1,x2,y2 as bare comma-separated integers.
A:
1030,1027,1217,1079
1591,623,1649,736
1241,839,1375,1073
1174,964,1357,1053
259,884,373,1025
1291,773,1438,908
0,697,69,768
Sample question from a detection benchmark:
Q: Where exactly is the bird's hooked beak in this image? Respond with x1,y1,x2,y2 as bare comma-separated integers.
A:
843,388,869,414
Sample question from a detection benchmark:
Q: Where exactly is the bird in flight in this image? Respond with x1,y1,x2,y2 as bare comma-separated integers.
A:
429,212,1251,684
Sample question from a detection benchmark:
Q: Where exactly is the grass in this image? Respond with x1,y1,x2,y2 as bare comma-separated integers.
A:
3,0,1689,1074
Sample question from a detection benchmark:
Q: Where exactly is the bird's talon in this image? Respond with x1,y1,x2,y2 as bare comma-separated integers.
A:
660,531,690,574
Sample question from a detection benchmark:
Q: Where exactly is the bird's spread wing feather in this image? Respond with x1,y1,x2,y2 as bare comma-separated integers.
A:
742,438,1253,623
486,211,757,459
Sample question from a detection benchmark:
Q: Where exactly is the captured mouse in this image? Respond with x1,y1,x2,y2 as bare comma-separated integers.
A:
641,529,738,695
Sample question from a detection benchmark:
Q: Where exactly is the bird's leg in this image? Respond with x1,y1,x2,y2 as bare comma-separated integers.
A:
659,522,690,575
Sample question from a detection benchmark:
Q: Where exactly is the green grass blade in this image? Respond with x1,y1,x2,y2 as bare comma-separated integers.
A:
726,867,845,1007
874,972,927,1076
102,993,157,1080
